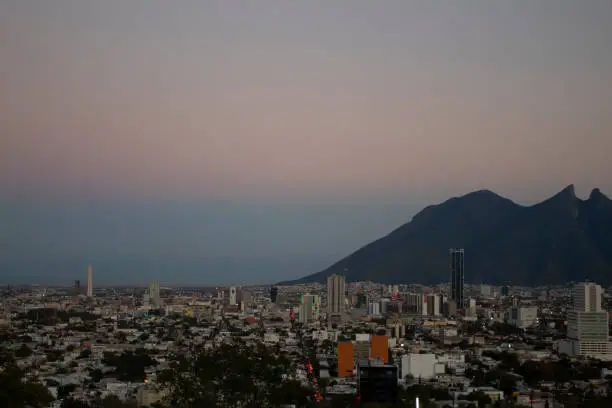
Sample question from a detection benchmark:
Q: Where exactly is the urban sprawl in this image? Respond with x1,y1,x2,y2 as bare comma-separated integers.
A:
2,252,612,407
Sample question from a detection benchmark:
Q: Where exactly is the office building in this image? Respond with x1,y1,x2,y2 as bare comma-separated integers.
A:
357,359,398,404
467,298,477,317
573,283,603,312
443,298,457,317
426,294,441,316
238,289,251,308
380,299,390,314
368,301,381,316
401,353,442,380
148,281,161,307
559,282,611,359
270,286,278,303
87,265,93,297
405,293,427,315
327,274,346,315
450,248,465,309
229,286,237,305
506,306,538,329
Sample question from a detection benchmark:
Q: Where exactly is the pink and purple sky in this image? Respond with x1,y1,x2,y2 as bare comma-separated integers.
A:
1,1,611,284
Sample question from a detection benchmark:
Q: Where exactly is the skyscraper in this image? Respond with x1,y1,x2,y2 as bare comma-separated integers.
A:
450,249,464,309
270,286,278,303
573,282,603,312
229,286,237,306
327,274,346,315
87,265,93,297
561,282,611,359
148,281,161,307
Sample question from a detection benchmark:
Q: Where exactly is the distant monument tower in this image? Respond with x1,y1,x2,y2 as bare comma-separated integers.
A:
87,265,93,297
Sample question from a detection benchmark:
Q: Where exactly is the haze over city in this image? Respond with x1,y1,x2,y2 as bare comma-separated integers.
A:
1,0,611,284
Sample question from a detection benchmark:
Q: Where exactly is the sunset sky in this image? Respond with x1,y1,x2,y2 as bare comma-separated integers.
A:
1,1,611,284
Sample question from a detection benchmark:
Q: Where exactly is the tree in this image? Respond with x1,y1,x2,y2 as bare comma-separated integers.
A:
0,349,54,408
103,350,157,382
14,344,33,358
465,391,492,408
61,395,138,408
158,340,311,407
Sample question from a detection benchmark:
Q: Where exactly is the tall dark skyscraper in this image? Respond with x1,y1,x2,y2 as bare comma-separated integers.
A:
450,248,465,309
270,286,278,303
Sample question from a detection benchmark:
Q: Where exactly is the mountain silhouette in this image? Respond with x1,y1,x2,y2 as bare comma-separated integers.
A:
280,185,612,286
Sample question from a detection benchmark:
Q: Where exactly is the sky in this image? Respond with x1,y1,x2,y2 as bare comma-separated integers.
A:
1,1,611,285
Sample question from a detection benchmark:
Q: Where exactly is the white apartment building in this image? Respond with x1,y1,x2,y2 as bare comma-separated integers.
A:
557,282,612,359
401,351,464,380
506,306,538,329
368,301,381,316
466,298,477,317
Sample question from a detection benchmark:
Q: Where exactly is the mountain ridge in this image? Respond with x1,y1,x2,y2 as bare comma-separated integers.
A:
279,185,612,286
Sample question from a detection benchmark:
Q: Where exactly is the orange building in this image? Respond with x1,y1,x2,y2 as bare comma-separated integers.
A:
337,342,355,377
370,335,389,363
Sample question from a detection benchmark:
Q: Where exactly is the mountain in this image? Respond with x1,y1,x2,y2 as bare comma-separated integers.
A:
280,185,612,286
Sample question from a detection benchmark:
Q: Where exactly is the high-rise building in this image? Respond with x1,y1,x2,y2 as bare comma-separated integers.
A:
506,306,538,329
467,298,477,317
298,294,320,324
238,289,251,308
368,301,381,316
573,283,603,312
148,281,161,307
357,359,398,404
443,298,457,317
405,293,427,316
327,274,346,315
480,284,492,297
270,286,278,303
559,282,611,359
87,265,93,297
426,294,441,316
450,249,464,309
229,286,237,305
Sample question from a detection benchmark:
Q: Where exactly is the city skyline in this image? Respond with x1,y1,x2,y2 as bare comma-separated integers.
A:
2,1,612,284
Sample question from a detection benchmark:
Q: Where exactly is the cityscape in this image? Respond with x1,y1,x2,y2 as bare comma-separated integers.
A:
2,1,612,408
3,254,612,407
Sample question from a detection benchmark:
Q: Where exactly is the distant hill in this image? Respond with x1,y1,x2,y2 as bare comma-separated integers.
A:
279,185,612,286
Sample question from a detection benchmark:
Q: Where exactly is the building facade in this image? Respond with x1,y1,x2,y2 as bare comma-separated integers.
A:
450,249,464,309
559,282,612,359
327,274,346,315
